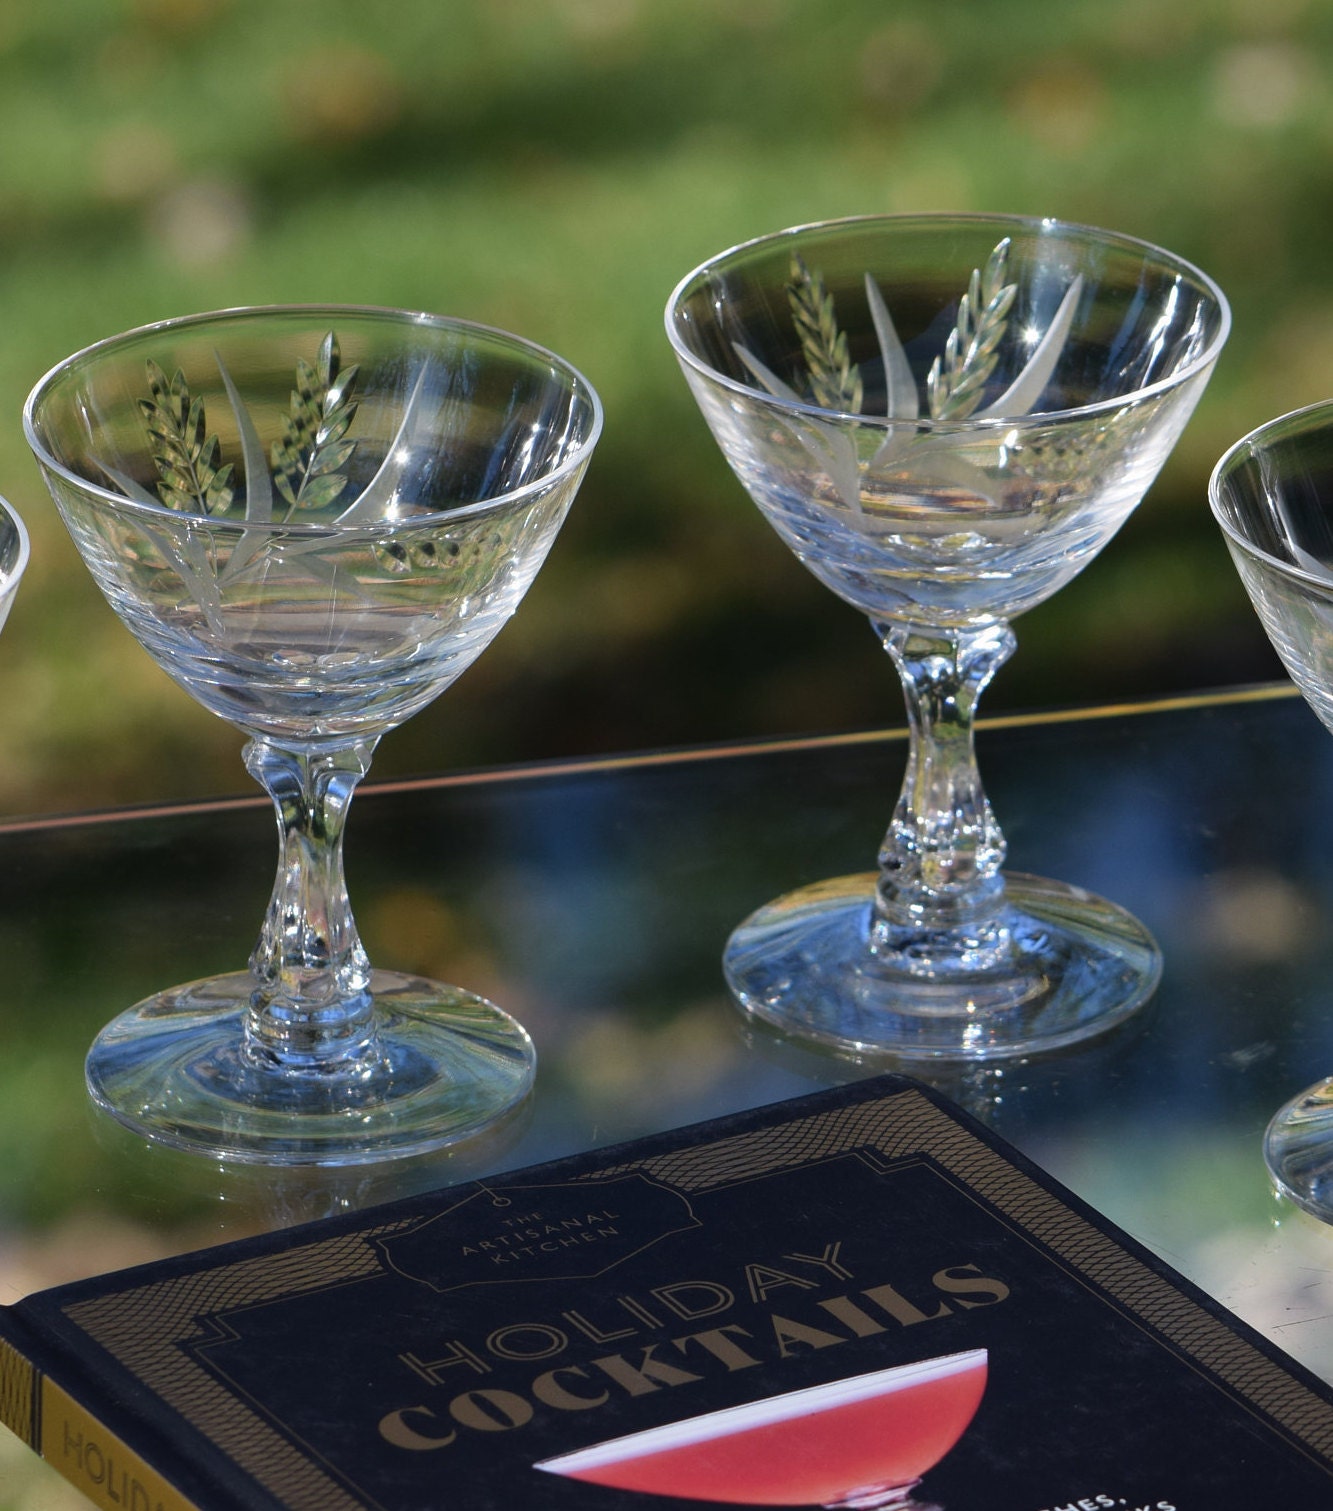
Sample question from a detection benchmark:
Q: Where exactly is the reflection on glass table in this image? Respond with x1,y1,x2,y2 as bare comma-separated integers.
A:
2,684,1333,1505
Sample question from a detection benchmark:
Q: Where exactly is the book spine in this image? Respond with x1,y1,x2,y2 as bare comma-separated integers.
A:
0,1325,203,1511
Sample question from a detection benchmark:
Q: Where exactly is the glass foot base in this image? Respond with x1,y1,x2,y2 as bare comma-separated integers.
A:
1265,1079,1333,1221
723,871,1160,1061
85,969,536,1166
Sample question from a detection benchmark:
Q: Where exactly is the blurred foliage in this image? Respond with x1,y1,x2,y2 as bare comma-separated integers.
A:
0,0,1325,813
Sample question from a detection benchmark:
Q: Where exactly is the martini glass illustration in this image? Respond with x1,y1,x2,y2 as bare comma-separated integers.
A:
667,214,1228,1059
1211,400,1333,1221
536,1348,987,1508
23,306,601,1164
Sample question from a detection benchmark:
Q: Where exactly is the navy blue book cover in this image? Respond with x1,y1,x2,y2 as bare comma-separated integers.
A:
1,1072,1332,1511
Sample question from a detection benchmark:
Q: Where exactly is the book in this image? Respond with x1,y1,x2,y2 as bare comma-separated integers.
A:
1,1072,1331,1511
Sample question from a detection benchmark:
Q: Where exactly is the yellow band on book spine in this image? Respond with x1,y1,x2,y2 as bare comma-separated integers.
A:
40,1377,202,1511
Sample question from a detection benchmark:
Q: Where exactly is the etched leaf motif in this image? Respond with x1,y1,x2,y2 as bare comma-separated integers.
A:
109,329,479,588
927,238,1018,421
139,360,235,514
787,255,863,414
865,273,918,421
733,237,1079,459
271,332,360,514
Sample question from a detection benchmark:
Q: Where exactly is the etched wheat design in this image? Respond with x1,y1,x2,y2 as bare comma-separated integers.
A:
738,236,1076,435
271,332,360,514
926,238,1018,421
114,330,468,583
140,361,235,515
787,254,864,414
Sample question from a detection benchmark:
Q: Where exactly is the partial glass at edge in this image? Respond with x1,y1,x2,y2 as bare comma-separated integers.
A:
23,306,601,1164
668,215,1229,1060
1211,400,1333,1221
0,497,29,640
0,494,32,740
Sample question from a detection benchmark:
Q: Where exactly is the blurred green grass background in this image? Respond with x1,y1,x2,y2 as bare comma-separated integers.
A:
0,0,1324,816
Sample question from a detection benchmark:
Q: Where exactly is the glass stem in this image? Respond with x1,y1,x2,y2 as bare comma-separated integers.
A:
243,737,378,1070
872,620,1016,956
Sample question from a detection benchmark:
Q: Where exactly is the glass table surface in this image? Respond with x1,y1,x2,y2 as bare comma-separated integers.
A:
2,683,1333,1505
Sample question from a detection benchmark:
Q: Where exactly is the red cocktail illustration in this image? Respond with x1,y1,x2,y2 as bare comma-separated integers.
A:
534,1348,987,1507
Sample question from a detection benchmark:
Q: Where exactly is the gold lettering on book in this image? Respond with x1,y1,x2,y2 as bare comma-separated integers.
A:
652,1282,734,1320
562,1307,639,1343
378,1243,1013,1452
860,1281,953,1327
43,1379,198,1511
782,1242,852,1280
486,1324,568,1361
399,1340,490,1384
459,1211,622,1265
590,1348,704,1396
768,1314,848,1357
932,1264,1011,1307
448,1390,534,1433
531,1367,610,1411
672,1325,763,1371
744,1264,818,1303
815,1295,888,1337
378,1404,456,1451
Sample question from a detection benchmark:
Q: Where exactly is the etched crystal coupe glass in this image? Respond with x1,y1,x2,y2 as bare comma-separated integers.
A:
0,497,29,641
1211,400,1333,1220
668,215,1228,1058
24,306,601,1163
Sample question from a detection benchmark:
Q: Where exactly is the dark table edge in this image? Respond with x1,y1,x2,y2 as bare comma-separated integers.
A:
0,680,1300,839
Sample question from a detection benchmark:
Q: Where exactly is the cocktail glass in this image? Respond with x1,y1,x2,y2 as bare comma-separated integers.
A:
23,306,601,1164
1210,400,1333,1220
536,1348,987,1509
0,498,29,640
667,214,1228,1059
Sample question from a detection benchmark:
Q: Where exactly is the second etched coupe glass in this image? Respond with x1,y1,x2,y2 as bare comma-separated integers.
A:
668,215,1228,1059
